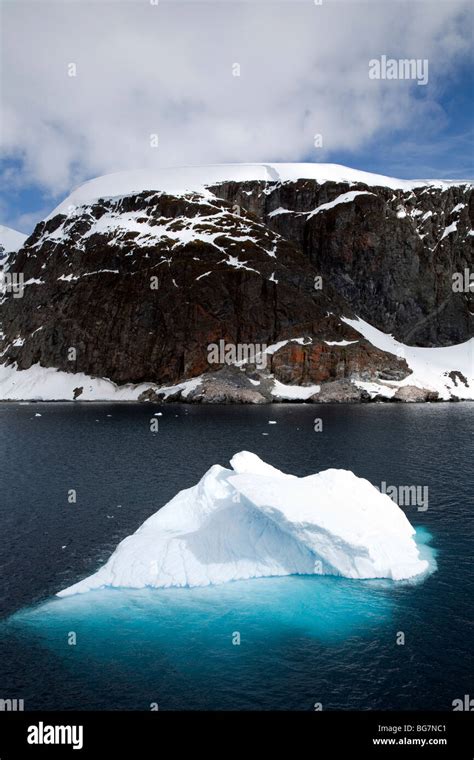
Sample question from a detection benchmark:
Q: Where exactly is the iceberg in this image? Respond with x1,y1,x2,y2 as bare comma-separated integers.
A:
58,452,430,596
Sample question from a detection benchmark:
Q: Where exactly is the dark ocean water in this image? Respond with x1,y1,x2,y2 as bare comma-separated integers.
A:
0,402,472,711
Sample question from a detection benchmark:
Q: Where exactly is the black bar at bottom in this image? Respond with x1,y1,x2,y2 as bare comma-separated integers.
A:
0,711,472,757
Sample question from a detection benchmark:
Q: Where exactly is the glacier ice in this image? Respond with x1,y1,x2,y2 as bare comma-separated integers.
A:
58,452,430,596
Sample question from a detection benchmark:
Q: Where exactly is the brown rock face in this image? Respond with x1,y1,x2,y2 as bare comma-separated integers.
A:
213,178,474,346
1,191,351,385
269,339,409,385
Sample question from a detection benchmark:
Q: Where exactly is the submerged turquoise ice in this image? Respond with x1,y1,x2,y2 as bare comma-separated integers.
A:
7,528,436,710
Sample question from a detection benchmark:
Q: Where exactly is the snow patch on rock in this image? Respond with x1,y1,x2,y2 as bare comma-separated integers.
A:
0,362,203,401
342,316,473,400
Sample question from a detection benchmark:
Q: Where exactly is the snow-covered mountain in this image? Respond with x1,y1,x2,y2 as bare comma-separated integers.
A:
0,163,472,401
0,224,27,259
46,162,468,218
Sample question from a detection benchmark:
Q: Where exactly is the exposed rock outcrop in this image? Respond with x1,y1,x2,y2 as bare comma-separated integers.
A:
310,379,371,403
393,386,439,403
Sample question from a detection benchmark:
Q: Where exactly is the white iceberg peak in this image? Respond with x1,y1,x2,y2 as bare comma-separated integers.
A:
58,452,430,597
229,450,289,478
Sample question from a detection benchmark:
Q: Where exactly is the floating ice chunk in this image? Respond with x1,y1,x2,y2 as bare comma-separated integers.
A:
58,452,430,596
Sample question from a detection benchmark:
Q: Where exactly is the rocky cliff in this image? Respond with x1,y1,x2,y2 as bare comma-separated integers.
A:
213,177,473,345
0,164,472,402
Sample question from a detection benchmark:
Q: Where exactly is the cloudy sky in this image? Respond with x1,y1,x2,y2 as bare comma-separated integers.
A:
1,0,473,233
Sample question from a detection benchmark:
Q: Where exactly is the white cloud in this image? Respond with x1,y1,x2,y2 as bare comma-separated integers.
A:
0,0,471,196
